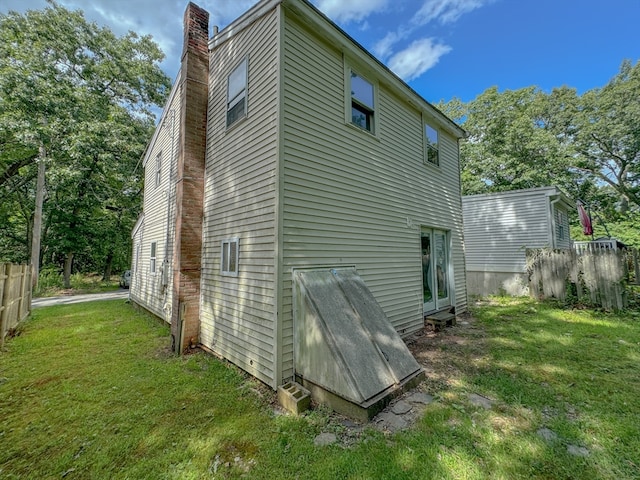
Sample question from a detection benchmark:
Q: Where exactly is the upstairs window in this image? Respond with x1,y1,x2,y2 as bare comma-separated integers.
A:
227,57,248,127
221,238,239,276
155,154,162,187
425,123,439,166
350,71,375,133
150,241,157,275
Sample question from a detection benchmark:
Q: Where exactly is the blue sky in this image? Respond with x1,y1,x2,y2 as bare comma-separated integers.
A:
3,0,639,104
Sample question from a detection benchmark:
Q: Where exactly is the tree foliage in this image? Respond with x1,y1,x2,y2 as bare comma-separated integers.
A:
441,60,640,245
0,1,170,284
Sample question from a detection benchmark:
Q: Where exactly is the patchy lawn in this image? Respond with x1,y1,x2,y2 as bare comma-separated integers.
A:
0,298,638,479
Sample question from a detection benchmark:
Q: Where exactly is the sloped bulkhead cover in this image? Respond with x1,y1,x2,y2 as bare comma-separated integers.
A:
293,267,423,406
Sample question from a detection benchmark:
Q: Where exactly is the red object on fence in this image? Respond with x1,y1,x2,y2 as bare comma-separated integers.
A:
577,202,593,236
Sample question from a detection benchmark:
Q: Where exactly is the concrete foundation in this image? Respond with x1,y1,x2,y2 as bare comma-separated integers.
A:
466,270,529,297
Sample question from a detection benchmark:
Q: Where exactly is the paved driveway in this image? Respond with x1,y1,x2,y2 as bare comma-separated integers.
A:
32,290,130,308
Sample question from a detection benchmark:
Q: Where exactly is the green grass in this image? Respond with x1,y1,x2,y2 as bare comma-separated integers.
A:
35,271,121,297
1,298,639,479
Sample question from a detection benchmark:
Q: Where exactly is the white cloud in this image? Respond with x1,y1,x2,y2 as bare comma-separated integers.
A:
373,31,401,60
373,25,413,60
413,0,487,25
314,0,390,24
388,38,452,81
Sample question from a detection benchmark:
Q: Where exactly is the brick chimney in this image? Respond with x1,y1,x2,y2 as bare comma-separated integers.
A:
171,2,209,353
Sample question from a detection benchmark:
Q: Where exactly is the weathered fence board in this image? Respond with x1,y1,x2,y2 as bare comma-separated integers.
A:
527,248,635,311
1,263,32,346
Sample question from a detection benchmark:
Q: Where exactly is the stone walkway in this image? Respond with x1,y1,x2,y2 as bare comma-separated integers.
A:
310,317,591,458
313,387,590,458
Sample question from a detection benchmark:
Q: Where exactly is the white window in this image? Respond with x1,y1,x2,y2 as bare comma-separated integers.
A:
227,57,248,127
221,238,239,276
134,242,140,276
150,241,157,274
349,70,375,133
155,154,162,187
425,123,439,166
556,209,567,241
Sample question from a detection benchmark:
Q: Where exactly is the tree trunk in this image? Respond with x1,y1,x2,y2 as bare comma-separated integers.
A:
30,147,46,290
102,252,113,282
63,252,74,289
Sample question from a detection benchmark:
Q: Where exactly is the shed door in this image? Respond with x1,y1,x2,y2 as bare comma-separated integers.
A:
421,228,451,313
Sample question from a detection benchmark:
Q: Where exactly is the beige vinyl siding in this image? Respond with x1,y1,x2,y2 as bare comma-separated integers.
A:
280,14,466,381
462,188,557,275
200,9,279,387
130,79,181,322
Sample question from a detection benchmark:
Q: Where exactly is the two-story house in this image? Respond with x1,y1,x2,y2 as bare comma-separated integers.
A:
131,0,467,419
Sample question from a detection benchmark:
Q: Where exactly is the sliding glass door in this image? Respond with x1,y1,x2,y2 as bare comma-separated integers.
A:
421,228,450,314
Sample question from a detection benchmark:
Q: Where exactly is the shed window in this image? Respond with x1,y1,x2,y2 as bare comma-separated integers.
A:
150,241,157,274
221,238,239,276
350,71,375,132
425,123,439,166
556,209,567,241
155,154,162,187
227,57,248,127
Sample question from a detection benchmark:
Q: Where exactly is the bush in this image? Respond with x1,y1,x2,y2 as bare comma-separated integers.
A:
35,267,63,296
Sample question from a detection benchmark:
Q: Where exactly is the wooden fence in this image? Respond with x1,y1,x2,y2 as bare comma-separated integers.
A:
1,263,32,346
526,248,638,311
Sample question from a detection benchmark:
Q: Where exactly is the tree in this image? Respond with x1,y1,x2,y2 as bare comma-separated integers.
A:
442,60,640,213
0,1,170,285
567,60,640,213
440,86,578,196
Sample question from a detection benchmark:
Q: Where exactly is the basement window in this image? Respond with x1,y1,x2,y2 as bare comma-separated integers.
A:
227,57,248,127
150,241,157,275
221,238,239,276
424,123,439,166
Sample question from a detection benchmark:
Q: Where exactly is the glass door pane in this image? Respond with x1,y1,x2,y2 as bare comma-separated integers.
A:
421,230,435,313
434,230,450,307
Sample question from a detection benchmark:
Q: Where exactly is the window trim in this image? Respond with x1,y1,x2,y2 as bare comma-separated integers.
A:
226,56,248,128
344,60,378,136
555,209,567,241
154,153,162,187
221,237,239,277
150,241,157,275
423,119,440,167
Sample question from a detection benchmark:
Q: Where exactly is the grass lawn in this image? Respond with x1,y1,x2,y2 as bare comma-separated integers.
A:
0,298,639,479
35,272,121,297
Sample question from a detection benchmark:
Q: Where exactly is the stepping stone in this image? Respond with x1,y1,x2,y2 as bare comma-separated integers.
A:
469,393,493,409
391,400,412,415
567,444,590,457
537,428,559,442
376,412,408,431
340,418,359,428
314,433,337,446
407,392,434,405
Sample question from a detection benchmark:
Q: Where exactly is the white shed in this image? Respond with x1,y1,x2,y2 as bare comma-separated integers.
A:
462,187,573,296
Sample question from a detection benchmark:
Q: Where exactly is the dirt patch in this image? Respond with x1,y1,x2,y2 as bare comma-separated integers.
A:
406,312,488,392
308,311,492,442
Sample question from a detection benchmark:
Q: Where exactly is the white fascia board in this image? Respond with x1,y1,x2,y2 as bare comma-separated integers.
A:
463,186,563,203
141,71,182,168
132,213,145,239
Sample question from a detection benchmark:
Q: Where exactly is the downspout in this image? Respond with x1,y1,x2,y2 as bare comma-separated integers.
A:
162,109,176,323
163,109,176,289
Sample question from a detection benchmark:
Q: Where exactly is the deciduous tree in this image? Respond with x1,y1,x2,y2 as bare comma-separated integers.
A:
0,1,170,285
